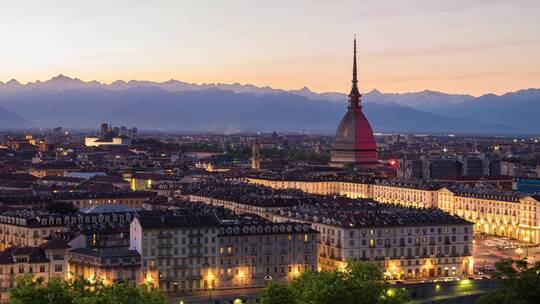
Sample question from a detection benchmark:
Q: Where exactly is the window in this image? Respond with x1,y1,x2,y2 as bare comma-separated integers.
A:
53,254,64,260
54,265,63,272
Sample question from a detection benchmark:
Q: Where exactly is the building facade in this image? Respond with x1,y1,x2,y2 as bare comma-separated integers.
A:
438,188,540,244
245,177,540,244
273,206,474,280
129,213,318,295
0,240,70,302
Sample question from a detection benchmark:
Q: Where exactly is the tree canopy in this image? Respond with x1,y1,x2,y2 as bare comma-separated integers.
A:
260,261,408,304
477,258,540,304
9,275,167,304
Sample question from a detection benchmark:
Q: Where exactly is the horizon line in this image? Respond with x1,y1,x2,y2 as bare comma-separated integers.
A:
1,73,537,98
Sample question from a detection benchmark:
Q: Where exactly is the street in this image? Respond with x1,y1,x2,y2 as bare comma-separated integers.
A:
473,235,540,274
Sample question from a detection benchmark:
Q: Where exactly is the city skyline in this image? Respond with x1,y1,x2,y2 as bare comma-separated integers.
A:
1,2,540,303
1,0,539,96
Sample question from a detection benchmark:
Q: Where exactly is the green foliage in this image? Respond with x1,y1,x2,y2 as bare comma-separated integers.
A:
286,149,329,162
228,146,252,159
9,275,167,304
260,282,295,304
9,276,47,304
180,142,222,152
228,145,329,162
477,258,540,304
260,261,408,304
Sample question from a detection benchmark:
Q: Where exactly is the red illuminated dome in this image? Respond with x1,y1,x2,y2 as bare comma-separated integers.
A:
330,38,378,168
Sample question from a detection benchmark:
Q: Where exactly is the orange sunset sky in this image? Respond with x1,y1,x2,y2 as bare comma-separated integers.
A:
1,0,539,96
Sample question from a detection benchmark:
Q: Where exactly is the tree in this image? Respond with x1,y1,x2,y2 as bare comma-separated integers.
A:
42,277,74,304
291,269,351,304
9,275,167,304
260,261,408,304
477,258,540,304
345,261,408,304
260,282,295,304
9,276,47,304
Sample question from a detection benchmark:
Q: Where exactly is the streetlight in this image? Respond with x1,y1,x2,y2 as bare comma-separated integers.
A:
524,237,530,258
207,272,215,300
516,247,523,259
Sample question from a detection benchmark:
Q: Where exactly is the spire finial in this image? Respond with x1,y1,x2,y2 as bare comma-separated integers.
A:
348,36,361,108
353,35,357,84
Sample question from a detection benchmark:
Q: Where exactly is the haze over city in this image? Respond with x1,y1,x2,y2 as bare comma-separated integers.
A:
1,0,540,95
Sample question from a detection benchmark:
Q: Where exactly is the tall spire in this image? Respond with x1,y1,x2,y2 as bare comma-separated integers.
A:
348,36,361,108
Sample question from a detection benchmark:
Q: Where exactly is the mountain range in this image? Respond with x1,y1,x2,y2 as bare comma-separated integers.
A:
0,75,537,134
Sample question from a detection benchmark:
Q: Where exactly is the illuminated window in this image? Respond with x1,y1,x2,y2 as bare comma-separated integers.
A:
369,239,375,248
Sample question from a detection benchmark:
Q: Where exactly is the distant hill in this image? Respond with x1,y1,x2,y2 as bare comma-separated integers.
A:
0,75,535,134
0,85,509,133
0,105,29,129
290,87,474,112
431,89,540,133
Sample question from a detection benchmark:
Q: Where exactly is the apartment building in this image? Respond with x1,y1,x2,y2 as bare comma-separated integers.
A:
246,177,374,199
0,206,137,250
68,247,141,285
245,176,540,245
53,191,156,209
0,240,70,302
130,213,221,294
373,182,440,209
438,188,540,244
129,211,318,295
273,202,474,280
216,222,317,289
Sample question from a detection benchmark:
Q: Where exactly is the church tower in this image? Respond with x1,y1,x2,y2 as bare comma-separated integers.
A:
251,140,261,170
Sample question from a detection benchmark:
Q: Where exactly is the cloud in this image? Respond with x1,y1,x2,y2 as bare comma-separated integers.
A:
364,39,540,59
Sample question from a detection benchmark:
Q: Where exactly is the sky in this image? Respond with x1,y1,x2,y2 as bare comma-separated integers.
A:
0,0,539,96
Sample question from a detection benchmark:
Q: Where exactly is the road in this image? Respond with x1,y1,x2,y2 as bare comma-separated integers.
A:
473,235,540,273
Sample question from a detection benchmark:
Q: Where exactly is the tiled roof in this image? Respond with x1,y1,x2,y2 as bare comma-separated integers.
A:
0,246,50,264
